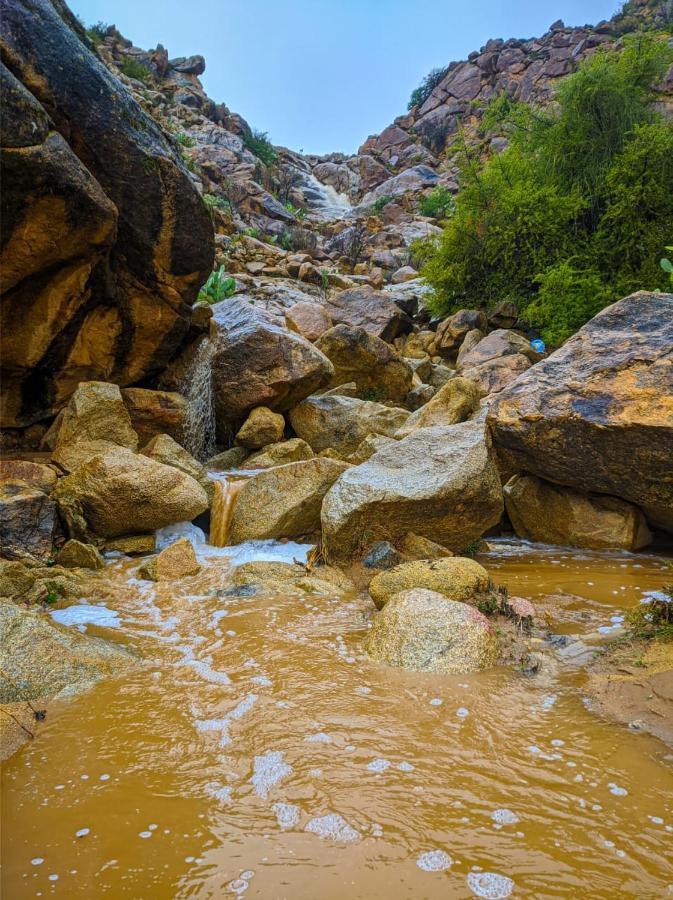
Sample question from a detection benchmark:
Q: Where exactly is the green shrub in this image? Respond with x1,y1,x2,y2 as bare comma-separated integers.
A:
243,129,278,166
627,584,673,640
408,67,447,111
86,21,109,45
662,247,673,284
372,195,394,213
421,34,673,345
284,202,306,221
419,186,455,219
118,55,151,83
198,265,236,303
175,132,196,148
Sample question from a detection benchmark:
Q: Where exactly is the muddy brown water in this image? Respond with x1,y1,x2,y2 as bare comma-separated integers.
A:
2,538,673,898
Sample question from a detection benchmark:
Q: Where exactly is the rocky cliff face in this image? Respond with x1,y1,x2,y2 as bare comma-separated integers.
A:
0,0,214,429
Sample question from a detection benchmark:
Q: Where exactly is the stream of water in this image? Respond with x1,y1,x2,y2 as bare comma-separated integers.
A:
2,540,672,898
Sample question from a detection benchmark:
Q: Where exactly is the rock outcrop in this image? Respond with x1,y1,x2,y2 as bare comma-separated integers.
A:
489,293,673,531
0,0,213,428
364,588,499,674
321,421,503,559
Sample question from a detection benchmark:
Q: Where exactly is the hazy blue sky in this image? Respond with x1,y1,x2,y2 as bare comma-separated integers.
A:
70,0,618,154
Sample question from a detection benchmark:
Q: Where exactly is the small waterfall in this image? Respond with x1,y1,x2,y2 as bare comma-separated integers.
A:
293,167,352,222
209,478,243,547
180,338,217,462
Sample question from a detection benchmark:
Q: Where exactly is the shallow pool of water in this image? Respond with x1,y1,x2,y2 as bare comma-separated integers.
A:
2,542,673,898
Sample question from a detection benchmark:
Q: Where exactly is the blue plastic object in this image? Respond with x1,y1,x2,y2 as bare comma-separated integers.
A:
530,339,546,354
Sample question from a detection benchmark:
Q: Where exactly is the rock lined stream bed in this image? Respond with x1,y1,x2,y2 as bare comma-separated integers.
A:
2,539,672,898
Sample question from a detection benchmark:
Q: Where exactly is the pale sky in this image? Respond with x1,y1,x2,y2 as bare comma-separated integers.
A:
70,0,618,155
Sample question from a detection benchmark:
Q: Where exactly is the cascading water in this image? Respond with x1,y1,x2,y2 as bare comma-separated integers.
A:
179,338,217,462
292,167,353,223
209,478,244,547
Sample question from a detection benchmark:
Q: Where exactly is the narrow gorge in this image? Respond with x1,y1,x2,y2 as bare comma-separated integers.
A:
1,0,673,897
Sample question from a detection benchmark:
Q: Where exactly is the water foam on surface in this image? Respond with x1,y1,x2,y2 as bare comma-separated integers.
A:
417,850,453,871
50,605,120,630
273,802,300,829
304,813,360,843
251,751,292,799
467,872,515,898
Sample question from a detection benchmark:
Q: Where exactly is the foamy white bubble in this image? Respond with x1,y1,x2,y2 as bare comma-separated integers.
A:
366,758,391,773
398,761,414,772
457,707,469,718
417,850,452,871
305,732,332,744
467,871,515,898
304,813,360,843
31,858,44,866
273,802,300,829
491,809,519,825
608,782,628,796
75,828,90,838
429,698,443,706
251,751,292,799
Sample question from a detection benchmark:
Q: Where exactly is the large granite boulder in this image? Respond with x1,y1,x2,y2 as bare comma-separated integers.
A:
321,421,503,559
0,1,213,427
325,287,411,342
52,446,208,538
364,588,499,674
367,557,493,609
0,480,56,563
53,381,138,451
163,299,333,436
289,394,410,456
489,293,673,531
0,599,134,705
140,433,213,501
229,458,349,542
457,328,540,370
431,309,487,359
395,377,480,437
503,474,652,551
121,388,187,446
315,325,413,402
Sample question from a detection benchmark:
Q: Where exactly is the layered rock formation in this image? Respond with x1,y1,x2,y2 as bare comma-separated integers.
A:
0,0,214,428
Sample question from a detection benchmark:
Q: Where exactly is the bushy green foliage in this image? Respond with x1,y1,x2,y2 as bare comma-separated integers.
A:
372,194,394,213
662,247,673,284
86,21,109,45
421,34,673,345
419,185,455,219
408,67,447,111
175,132,196,148
284,202,306,220
118,55,151,83
243,129,278,166
198,265,236,303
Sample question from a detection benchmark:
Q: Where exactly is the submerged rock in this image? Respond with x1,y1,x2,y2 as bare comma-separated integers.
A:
315,324,413,402
290,394,409,456
139,537,200,581
504,474,652,550
52,446,208,538
229,458,349,542
364,588,499,674
321,421,503,559
368,556,493,610
489,292,673,531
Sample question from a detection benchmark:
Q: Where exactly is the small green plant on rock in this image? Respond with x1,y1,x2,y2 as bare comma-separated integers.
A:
627,585,673,641
198,265,236,304
86,21,109,45
661,246,673,284
372,195,394,214
243,128,278,166
408,66,448,111
175,132,196,148
203,193,231,218
118,55,151,83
